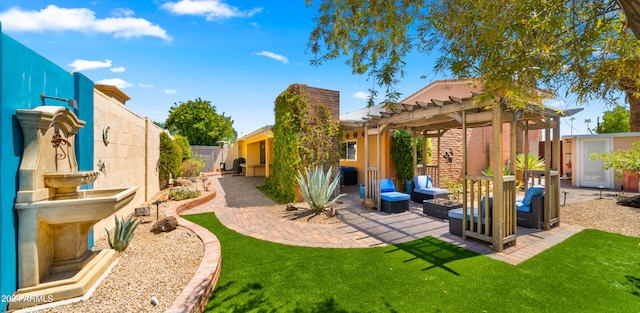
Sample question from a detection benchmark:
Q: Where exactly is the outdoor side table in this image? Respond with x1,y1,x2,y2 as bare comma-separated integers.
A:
423,199,462,220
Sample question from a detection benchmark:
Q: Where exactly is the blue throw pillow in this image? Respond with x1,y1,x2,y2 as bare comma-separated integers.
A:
414,175,428,189
426,176,434,188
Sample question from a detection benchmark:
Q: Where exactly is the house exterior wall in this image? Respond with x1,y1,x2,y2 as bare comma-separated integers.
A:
0,31,95,305
564,133,640,191
91,88,163,242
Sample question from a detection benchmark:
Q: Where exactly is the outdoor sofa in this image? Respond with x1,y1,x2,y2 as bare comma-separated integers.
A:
447,196,492,237
411,175,449,203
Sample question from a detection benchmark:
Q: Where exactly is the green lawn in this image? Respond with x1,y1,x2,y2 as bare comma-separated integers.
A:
184,213,640,313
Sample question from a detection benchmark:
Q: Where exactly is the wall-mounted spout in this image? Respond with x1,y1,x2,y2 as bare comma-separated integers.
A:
40,93,78,109
51,129,71,161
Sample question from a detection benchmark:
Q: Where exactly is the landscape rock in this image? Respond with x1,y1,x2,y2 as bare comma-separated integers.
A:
617,195,640,208
151,216,179,234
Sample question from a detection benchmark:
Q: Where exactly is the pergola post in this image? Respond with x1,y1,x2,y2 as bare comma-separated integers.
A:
544,116,552,229
462,112,468,240
364,125,369,198
492,103,505,251
552,116,561,227
412,131,418,181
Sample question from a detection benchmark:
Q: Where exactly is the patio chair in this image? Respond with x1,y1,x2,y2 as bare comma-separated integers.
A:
411,175,449,203
379,178,410,213
516,185,545,229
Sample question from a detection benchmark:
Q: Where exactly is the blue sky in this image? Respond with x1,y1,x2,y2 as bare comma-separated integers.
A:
0,0,615,137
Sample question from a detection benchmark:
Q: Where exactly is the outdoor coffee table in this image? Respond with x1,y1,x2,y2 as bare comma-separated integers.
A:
423,198,462,219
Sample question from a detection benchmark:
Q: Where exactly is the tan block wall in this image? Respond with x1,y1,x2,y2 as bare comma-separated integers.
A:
91,90,162,240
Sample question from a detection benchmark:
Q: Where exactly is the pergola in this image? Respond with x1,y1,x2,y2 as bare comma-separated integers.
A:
342,93,582,252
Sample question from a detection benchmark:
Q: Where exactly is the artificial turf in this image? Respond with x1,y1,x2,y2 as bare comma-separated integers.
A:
184,213,640,313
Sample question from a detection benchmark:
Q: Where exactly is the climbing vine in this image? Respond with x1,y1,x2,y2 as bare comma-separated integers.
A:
263,84,342,203
391,130,415,183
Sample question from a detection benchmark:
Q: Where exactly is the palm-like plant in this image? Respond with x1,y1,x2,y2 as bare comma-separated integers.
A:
296,166,345,214
515,153,545,171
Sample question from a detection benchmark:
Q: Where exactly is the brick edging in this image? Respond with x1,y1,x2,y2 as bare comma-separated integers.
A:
165,190,222,313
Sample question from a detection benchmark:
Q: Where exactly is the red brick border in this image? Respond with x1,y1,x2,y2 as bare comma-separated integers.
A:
165,190,221,313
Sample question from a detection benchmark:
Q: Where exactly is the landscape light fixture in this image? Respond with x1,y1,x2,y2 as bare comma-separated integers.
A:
153,200,163,221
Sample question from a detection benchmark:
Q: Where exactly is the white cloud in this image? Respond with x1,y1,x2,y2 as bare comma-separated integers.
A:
0,5,172,41
69,59,112,72
543,99,565,107
253,51,289,64
138,83,154,88
164,89,177,94
353,91,371,100
161,0,262,21
95,78,133,89
111,66,126,73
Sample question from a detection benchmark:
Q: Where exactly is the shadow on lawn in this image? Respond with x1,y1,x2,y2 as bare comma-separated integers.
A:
206,281,382,313
627,275,640,297
388,236,479,275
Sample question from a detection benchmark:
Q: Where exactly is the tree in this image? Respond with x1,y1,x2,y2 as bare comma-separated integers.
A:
585,119,592,134
307,0,640,127
165,98,234,146
591,141,640,178
596,104,631,133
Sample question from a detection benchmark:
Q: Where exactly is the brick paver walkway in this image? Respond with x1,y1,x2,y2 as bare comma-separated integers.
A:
182,175,584,265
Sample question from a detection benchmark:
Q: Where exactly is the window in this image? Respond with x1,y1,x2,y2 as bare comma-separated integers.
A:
341,141,357,160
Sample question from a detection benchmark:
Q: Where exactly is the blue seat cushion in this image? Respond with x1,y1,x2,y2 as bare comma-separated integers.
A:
381,192,410,202
516,200,532,213
413,175,434,189
521,185,545,206
413,187,449,196
448,208,490,224
481,196,493,216
380,178,397,193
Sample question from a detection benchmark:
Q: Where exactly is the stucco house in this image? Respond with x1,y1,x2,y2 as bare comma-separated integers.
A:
562,132,640,192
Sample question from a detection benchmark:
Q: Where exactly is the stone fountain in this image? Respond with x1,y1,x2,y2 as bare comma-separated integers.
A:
11,106,137,310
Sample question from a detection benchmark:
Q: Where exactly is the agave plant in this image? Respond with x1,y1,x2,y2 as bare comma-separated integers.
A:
295,165,346,214
106,215,143,252
515,153,545,171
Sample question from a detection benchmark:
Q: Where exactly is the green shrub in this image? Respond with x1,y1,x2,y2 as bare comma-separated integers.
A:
175,134,191,161
182,158,205,178
169,187,201,201
296,166,345,214
159,132,182,185
391,130,415,184
106,215,142,252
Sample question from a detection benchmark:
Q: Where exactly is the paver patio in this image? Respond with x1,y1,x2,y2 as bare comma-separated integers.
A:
183,175,585,265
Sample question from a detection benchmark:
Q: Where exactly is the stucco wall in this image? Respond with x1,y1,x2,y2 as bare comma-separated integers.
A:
91,89,162,240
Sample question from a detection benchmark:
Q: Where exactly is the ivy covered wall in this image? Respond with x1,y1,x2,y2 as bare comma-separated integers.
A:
263,84,341,203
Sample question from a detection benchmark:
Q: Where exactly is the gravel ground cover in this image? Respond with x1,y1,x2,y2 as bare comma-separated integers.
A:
38,201,204,313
